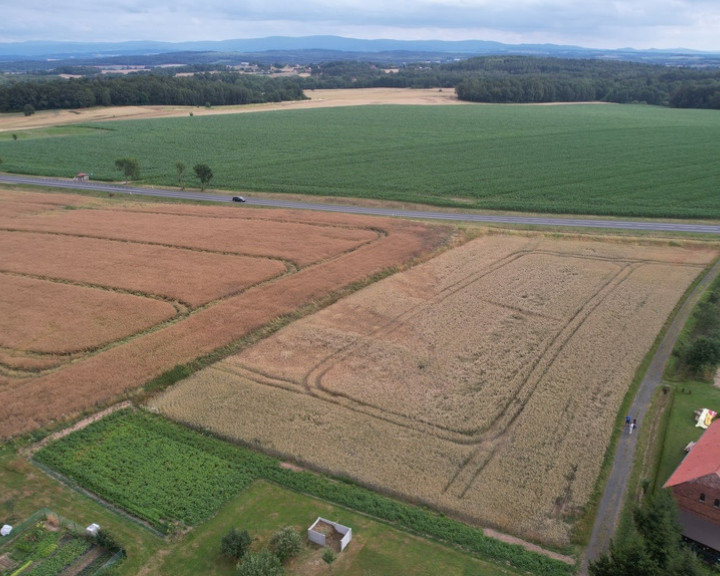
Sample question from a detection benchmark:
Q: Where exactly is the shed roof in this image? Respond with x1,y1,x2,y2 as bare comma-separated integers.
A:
665,420,720,488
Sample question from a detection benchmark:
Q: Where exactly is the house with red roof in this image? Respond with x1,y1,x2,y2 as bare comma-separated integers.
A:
664,419,720,554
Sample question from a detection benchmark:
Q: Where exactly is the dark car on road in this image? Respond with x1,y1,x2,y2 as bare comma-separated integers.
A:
232,196,246,203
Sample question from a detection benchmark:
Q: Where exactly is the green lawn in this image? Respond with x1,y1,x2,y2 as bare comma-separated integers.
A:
1,104,719,218
655,379,720,489
156,480,522,576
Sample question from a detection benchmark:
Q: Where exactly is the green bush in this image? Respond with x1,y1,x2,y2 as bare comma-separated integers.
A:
221,528,252,561
268,527,302,563
322,548,336,565
237,548,284,576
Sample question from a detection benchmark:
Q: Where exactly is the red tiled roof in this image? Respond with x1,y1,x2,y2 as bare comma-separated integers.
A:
665,420,720,487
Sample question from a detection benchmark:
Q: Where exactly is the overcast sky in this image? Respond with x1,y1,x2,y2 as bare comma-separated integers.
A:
1,0,719,52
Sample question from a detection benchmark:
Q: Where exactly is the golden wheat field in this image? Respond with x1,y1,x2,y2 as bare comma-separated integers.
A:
0,188,452,438
150,233,717,546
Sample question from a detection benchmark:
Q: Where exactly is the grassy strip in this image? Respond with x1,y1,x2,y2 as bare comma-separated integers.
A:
35,408,573,576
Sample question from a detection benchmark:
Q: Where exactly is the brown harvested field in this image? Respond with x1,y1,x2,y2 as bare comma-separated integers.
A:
0,274,177,354
0,205,381,267
0,231,287,307
0,188,453,438
150,233,718,546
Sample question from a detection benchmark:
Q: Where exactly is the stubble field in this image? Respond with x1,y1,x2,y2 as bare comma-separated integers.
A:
0,188,452,438
150,233,717,546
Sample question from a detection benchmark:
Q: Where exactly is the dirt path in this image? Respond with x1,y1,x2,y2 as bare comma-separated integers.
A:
580,256,720,574
484,528,575,565
21,401,132,458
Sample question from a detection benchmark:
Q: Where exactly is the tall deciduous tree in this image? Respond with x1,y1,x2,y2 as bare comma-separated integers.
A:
176,162,186,190
193,163,213,191
114,157,140,183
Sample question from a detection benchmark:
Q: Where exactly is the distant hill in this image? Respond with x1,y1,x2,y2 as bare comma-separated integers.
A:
1,35,719,68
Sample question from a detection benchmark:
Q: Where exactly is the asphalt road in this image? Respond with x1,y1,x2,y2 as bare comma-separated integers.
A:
2,173,720,234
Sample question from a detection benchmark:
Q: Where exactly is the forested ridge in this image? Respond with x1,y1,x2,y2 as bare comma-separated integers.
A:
0,71,306,112
306,57,720,108
1,55,719,112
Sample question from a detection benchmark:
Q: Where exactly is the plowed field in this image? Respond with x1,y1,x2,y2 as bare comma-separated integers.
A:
0,188,452,438
150,233,717,545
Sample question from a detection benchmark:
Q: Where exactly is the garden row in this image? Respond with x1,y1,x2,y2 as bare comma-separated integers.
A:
34,408,573,576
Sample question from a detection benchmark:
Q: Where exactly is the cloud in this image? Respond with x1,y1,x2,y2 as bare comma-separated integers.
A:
0,0,719,51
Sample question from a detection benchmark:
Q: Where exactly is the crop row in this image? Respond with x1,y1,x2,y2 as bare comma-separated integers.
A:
1,104,720,218
34,408,573,576
24,539,91,576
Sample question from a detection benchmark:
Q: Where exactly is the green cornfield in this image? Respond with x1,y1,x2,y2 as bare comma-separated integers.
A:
1,103,719,218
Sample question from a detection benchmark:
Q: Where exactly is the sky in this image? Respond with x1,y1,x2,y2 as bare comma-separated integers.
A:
1,0,720,52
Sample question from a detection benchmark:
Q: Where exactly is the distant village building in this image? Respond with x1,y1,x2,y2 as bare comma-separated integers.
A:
664,420,720,555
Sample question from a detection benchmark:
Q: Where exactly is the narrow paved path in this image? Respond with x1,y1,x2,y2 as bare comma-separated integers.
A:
580,256,720,574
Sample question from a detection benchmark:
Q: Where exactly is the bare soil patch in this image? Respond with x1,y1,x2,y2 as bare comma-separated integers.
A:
151,233,717,546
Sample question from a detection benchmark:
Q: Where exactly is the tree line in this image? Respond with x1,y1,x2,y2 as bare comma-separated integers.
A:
304,56,720,108
0,71,306,113
1,56,719,112
672,280,720,378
